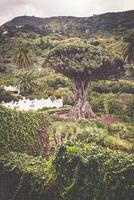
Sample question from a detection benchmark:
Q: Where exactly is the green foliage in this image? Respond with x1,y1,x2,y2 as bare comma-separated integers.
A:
0,152,56,200
54,88,74,105
91,80,134,94
45,40,123,80
101,135,134,152
15,70,37,95
13,40,34,69
53,144,134,200
0,106,50,156
26,68,71,99
90,92,134,118
76,127,106,143
0,87,20,102
124,99,134,118
47,77,70,90
51,120,134,153
0,11,134,199
125,65,134,78
0,73,16,86
1,144,134,200
123,32,134,64
108,122,134,142
90,92,122,115
0,65,14,74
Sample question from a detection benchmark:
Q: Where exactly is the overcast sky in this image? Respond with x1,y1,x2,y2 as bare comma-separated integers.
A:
0,0,134,25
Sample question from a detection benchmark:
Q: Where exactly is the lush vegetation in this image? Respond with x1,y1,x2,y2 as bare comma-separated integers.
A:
0,144,134,200
0,10,134,200
91,80,134,94
45,40,123,120
0,106,50,157
0,87,20,102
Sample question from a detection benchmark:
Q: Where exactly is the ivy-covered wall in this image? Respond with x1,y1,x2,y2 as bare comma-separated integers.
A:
0,144,134,200
0,106,50,157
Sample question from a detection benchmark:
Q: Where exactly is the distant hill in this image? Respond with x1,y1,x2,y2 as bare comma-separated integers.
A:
0,10,134,69
1,10,134,37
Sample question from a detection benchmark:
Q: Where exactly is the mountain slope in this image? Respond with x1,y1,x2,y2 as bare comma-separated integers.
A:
0,10,133,69
1,10,134,37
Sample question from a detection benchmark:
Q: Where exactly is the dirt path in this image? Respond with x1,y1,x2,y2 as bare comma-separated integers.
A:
100,115,122,126
57,110,122,126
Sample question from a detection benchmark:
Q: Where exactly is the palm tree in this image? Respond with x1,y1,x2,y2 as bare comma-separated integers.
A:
13,40,33,69
15,70,37,96
124,33,134,65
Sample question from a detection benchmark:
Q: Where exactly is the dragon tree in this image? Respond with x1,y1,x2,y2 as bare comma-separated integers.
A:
45,40,124,120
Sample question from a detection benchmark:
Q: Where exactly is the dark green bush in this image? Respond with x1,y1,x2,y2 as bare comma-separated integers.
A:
91,80,134,94
0,145,134,200
54,144,134,200
125,99,134,118
108,98,124,115
0,152,56,200
0,106,50,156
90,92,134,118
91,93,124,115
48,78,70,90
0,87,20,102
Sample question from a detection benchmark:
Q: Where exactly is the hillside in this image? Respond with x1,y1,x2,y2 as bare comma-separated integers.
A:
2,10,134,36
0,10,134,70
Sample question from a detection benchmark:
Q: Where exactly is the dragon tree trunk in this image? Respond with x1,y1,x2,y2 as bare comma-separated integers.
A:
68,77,95,120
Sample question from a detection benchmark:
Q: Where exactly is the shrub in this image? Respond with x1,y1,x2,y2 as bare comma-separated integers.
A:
90,92,124,115
0,145,134,200
108,98,124,115
0,87,21,102
54,88,74,105
108,123,127,132
90,92,133,118
102,135,133,152
76,127,106,143
125,99,134,118
94,120,105,128
48,77,70,89
108,122,134,142
0,152,56,200
0,106,50,157
91,80,134,94
54,144,134,200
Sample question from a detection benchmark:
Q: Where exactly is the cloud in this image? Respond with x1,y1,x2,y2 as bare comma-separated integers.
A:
0,0,134,25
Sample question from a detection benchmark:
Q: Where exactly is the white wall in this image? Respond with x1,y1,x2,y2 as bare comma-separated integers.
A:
2,97,63,111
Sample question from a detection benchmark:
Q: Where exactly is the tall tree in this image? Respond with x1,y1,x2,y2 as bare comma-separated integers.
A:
45,40,124,120
13,40,33,69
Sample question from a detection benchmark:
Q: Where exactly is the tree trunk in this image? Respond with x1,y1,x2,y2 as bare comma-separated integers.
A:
68,78,96,120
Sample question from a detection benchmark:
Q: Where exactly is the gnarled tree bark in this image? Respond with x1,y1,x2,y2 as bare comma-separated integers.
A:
68,77,95,120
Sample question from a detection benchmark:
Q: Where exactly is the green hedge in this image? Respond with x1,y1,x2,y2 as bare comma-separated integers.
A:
0,152,56,200
0,106,50,156
54,144,134,200
91,80,134,94
0,145,134,200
